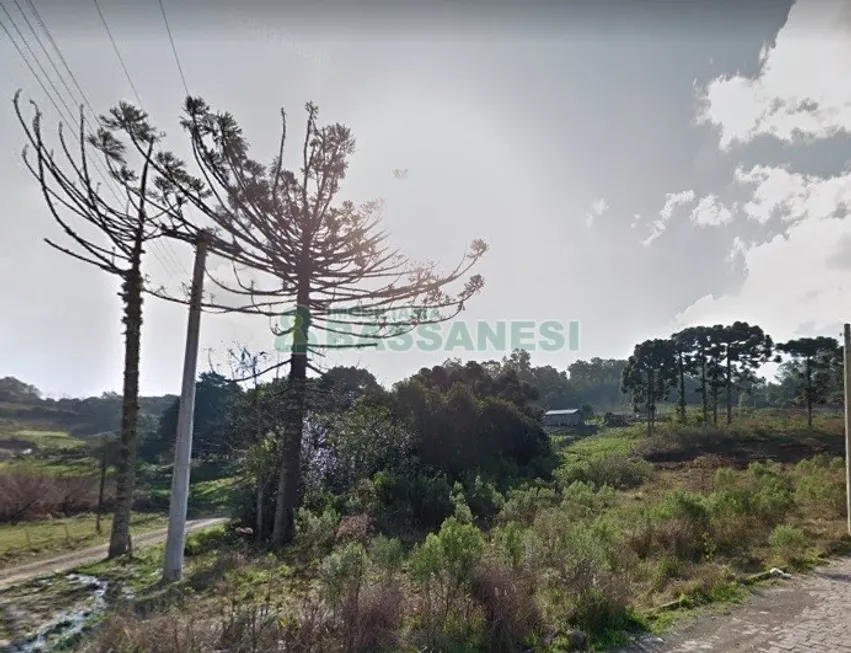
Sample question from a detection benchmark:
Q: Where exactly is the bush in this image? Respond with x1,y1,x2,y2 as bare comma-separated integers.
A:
372,470,454,532
795,455,845,518
409,516,486,643
469,560,541,651
708,464,795,550
0,469,101,522
769,524,808,566
465,475,505,522
645,491,711,562
369,535,405,577
560,480,617,520
538,520,631,637
556,454,651,490
498,485,558,525
294,506,340,560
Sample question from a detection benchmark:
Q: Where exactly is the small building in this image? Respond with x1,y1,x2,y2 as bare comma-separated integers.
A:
603,412,635,427
542,408,583,428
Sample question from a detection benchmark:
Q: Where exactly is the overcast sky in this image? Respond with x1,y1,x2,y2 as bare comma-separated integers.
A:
1,0,850,398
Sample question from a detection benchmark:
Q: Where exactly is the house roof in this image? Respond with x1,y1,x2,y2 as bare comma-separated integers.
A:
544,409,581,415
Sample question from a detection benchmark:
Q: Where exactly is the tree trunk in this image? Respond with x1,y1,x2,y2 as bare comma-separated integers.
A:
96,433,108,534
711,372,718,427
677,351,686,423
108,249,144,558
271,356,308,547
271,299,310,548
805,356,813,428
725,352,733,426
646,370,654,437
700,356,708,426
255,476,264,541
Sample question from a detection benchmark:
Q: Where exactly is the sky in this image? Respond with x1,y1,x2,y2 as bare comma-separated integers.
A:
1,0,850,398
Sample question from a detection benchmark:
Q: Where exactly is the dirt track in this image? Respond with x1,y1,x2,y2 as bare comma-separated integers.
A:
0,516,228,590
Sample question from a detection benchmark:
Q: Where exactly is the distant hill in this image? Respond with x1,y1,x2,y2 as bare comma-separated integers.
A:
0,376,175,438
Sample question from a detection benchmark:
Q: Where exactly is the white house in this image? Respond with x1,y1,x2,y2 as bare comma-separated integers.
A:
542,408,583,428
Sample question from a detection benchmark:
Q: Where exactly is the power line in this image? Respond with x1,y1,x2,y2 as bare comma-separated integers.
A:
88,0,188,276
0,3,181,278
157,0,190,96
0,3,126,211
91,0,143,108
10,0,185,276
22,0,96,120
13,0,88,122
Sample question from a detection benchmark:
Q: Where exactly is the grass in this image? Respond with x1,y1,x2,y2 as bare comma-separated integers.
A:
0,427,97,475
9,430,86,449
0,511,170,568
560,422,642,459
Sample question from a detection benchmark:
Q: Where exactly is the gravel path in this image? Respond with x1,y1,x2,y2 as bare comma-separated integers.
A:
619,556,851,652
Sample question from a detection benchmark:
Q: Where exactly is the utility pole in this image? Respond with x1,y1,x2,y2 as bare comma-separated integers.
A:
844,324,851,536
163,230,211,581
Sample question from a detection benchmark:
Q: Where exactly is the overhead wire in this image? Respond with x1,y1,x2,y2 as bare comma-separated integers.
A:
0,1,182,279
156,0,190,96
89,0,188,277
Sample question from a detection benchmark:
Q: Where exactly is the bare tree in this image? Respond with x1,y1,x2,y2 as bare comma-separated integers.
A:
109,97,488,546
13,92,194,557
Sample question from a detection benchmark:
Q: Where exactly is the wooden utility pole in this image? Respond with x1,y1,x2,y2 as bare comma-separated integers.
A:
844,324,851,536
163,231,211,581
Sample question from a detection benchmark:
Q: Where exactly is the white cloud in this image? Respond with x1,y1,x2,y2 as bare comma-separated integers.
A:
643,190,696,245
585,197,609,227
676,215,851,341
690,194,734,226
735,165,851,223
697,0,851,148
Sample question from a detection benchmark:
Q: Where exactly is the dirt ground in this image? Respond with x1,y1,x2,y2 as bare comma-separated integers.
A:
0,516,227,591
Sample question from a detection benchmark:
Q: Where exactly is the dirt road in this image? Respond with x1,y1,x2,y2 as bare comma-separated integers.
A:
0,516,228,590
618,555,851,653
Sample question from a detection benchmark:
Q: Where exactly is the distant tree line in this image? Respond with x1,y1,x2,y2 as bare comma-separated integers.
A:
622,324,844,434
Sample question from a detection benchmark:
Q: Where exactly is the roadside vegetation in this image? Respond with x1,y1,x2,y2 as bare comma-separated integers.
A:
61,408,850,653
4,343,845,652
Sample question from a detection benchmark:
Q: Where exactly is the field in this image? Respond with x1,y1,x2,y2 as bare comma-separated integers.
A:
0,415,235,571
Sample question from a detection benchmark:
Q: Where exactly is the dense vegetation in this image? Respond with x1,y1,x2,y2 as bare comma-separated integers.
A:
1,325,848,651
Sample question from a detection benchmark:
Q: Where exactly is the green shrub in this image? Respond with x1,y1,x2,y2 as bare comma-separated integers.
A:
465,475,505,521
769,524,808,566
407,517,486,646
410,517,485,587
647,491,711,562
795,455,845,517
498,485,558,525
492,521,526,569
537,520,631,639
369,535,405,576
183,525,236,557
556,454,651,490
294,506,340,559
451,482,474,524
320,541,368,606
372,470,454,531
560,480,617,520
708,464,794,547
